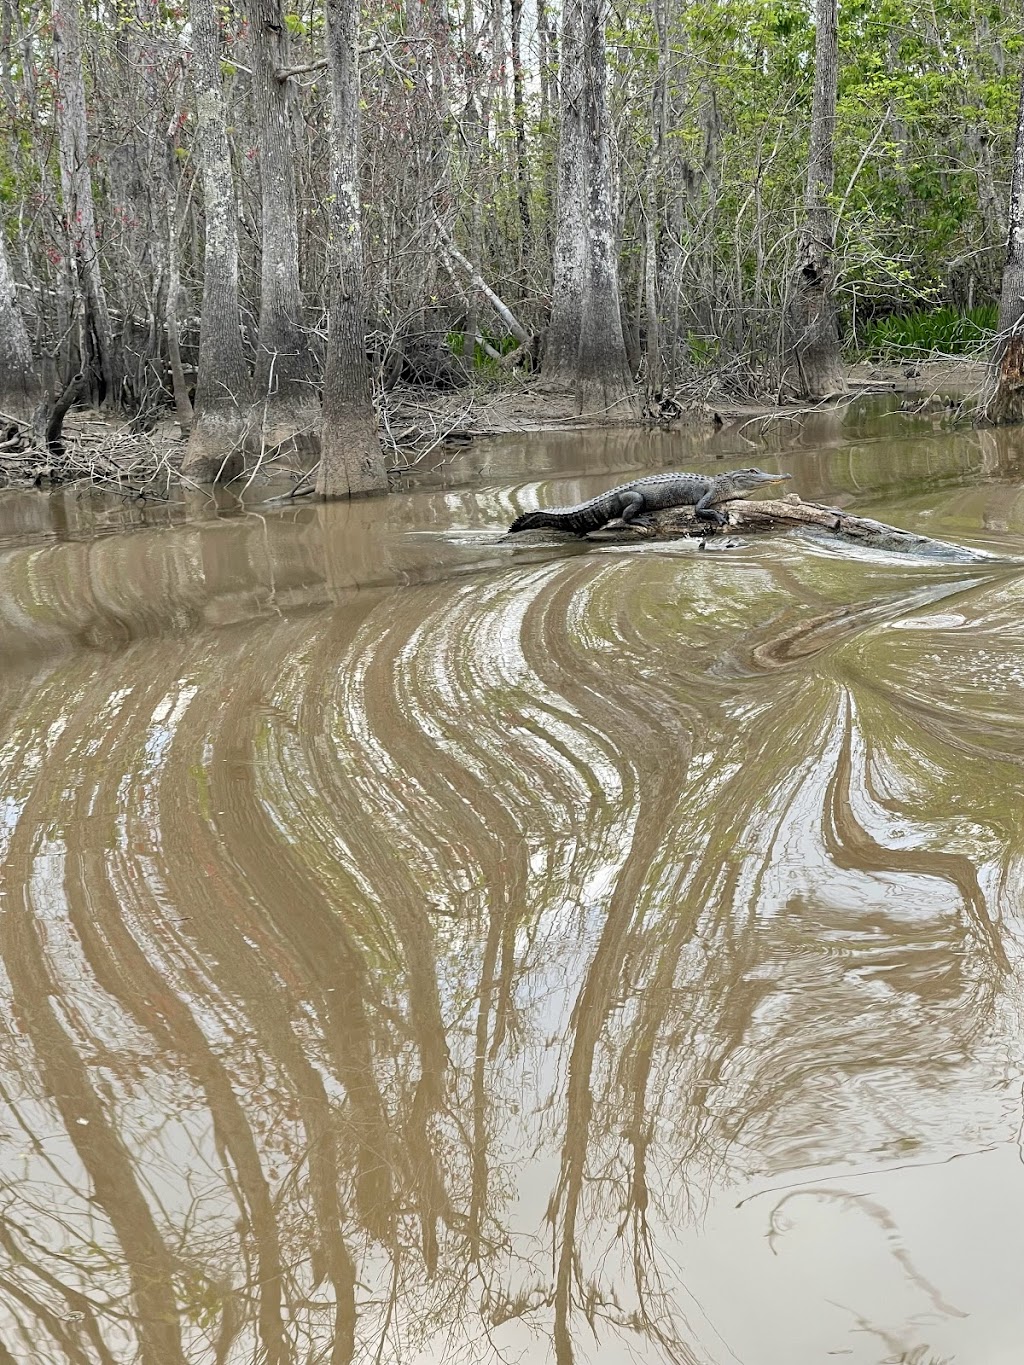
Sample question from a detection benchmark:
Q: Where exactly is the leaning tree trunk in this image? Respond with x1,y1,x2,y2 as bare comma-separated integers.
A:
317,0,387,499
787,0,845,399
0,228,45,432
247,0,320,453
182,0,253,482
985,60,1024,424
52,0,118,408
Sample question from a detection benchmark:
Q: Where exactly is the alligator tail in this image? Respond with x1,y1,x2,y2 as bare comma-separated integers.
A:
508,510,553,532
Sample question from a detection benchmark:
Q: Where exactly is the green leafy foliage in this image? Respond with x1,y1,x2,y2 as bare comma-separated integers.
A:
860,305,999,357
608,0,1020,370
447,331,523,376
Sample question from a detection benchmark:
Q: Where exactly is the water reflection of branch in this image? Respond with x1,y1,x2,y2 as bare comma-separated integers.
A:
768,1187,965,1318
0,505,1015,1364
826,694,1008,974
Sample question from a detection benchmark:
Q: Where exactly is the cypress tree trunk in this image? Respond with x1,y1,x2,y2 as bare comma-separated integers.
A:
0,229,45,431
52,0,118,407
544,0,636,414
985,63,1024,424
247,0,320,453
576,0,637,415
317,0,387,499
787,0,845,398
182,0,254,482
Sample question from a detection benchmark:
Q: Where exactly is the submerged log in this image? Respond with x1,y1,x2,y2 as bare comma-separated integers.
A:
586,493,994,562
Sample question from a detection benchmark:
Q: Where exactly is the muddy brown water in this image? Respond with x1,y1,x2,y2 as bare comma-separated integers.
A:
2,402,1024,1364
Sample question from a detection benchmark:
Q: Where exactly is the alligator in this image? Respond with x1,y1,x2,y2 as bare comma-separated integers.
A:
507,467,792,536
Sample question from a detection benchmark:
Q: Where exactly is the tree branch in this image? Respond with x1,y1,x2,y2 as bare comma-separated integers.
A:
433,217,532,345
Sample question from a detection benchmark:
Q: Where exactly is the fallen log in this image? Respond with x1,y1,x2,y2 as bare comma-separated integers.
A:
584,492,994,562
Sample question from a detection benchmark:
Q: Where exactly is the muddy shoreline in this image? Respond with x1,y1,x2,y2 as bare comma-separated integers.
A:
0,356,989,496
385,357,988,447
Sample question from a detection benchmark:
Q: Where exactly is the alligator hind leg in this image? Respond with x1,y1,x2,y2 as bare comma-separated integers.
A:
602,491,653,531
616,491,648,525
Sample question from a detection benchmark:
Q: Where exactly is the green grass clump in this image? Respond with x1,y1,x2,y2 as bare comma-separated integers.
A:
861,304,998,358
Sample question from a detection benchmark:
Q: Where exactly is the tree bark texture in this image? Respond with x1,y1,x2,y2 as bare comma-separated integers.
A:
575,0,638,415
164,169,194,433
787,0,845,399
509,0,531,246
535,0,557,254
544,0,636,414
986,61,1024,424
183,0,254,482
0,229,45,430
52,0,118,406
246,0,320,451
317,0,387,499
459,71,484,363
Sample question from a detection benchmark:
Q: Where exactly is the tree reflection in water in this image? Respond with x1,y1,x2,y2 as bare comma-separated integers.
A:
0,470,1020,1363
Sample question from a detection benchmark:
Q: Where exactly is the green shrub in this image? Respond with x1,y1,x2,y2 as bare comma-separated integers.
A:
447,331,521,374
860,305,998,358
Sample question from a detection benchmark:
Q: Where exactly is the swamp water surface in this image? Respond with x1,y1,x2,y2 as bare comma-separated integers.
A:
2,402,1024,1364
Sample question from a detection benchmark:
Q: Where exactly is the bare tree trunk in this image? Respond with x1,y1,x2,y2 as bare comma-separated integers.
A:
52,0,118,407
165,173,194,434
317,0,387,499
787,0,845,398
0,229,45,431
543,0,587,383
247,0,320,452
536,0,557,258
641,0,668,392
575,0,638,414
544,0,635,416
183,0,253,482
461,94,484,364
459,0,482,362
509,0,531,246
985,61,1024,424
160,57,194,433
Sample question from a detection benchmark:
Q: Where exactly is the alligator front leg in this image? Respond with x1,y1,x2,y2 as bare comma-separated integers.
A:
694,491,728,529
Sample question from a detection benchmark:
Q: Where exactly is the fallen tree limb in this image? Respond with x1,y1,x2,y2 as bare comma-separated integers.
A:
433,217,532,346
585,493,994,562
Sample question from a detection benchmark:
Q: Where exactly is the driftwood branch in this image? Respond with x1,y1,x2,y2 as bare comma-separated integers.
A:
584,493,993,562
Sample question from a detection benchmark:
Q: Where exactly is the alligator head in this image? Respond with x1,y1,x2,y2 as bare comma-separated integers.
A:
718,468,792,498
